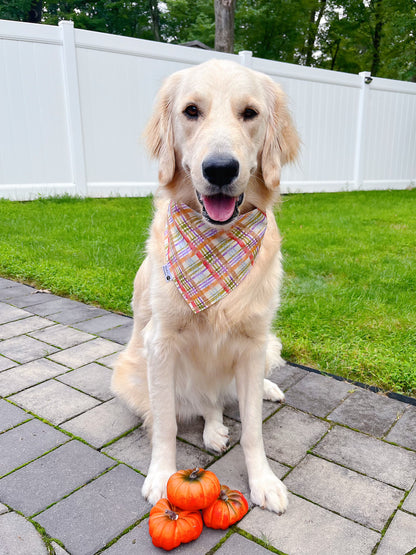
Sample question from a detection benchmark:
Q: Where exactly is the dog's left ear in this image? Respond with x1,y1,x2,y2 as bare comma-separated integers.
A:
144,75,179,186
261,78,299,190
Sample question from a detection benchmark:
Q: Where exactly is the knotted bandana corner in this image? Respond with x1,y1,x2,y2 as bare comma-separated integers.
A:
163,201,267,313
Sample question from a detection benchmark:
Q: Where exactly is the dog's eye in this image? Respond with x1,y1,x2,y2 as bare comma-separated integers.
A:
184,105,200,119
242,107,258,121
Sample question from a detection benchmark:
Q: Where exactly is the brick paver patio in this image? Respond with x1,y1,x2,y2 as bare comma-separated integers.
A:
0,277,415,554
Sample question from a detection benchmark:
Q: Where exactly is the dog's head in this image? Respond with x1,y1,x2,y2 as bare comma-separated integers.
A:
145,59,299,225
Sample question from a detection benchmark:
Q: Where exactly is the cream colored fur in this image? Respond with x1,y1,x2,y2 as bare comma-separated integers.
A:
111,59,299,514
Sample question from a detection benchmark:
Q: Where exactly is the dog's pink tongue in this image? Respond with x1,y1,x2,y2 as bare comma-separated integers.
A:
203,194,236,222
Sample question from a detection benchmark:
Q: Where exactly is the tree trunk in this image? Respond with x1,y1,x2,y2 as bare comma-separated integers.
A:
149,0,161,42
27,0,43,23
371,0,383,76
304,0,327,66
215,0,236,53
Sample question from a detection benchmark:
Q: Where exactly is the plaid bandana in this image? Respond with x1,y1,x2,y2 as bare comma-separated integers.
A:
163,201,267,313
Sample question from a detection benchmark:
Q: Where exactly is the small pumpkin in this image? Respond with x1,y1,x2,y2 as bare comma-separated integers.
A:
202,485,249,529
167,467,221,511
148,498,203,551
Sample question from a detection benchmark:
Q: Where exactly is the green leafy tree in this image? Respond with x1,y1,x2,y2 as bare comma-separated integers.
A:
161,0,215,46
379,0,416,81
43,1,155,39
235,0,313,63
0,0,42,22
316,0,416,79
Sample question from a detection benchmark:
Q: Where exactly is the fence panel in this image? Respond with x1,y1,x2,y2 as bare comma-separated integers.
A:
0,19,415,200
0,21,73,198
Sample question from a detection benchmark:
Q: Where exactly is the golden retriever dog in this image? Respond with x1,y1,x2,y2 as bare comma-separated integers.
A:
111,59,299,514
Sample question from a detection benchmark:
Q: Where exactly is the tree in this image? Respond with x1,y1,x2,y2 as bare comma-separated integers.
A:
43,1,155,40
162,0,215,46
300,0,327,66
148,0,161,41
0,0,43,22
214,0,236,52
235,0,312,64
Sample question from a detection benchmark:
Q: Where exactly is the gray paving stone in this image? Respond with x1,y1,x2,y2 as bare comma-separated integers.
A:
0,511,48,554
207,444,289,508
0,315,53,340
0,399,32,432
224,397,283,421
284,372,354,417
74,313,132,334
96,351,119,368
328,388,405,437
0,283,34,300
0,503,8,514
0,277,14,288
312,425,416,490
177,416,241,454
0,359,69,397
216,532,273,554
62,398,139,447
36,465,151,555
262,406,330,466
103,516,227,554
0,419,68,477
99,324,134,344
49,337,123,368
51,542,70,555
7,291,62,309
239,493,379,555
0,335,59,364
0,355,17,371
29,324,94,349
0,302,31,325
386,406,416,450
268,362,310,391
403,484,416,515
24,297,85,317
9,380,100,425
57,363,114,401
0,440,114,516
47,305,108,325
376,510,416,555
284,454,403,531
102,426,214,474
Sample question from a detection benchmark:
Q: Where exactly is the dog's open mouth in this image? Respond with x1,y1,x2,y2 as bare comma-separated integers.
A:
197,192,244,225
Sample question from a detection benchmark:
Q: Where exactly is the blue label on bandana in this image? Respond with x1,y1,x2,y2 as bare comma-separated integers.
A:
163,264,173,281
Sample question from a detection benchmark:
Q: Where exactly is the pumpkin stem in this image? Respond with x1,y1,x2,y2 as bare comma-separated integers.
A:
165,509,179,521
219,489,229,502
189,468,201,480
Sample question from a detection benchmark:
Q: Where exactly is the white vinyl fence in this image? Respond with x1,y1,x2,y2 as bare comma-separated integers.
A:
1,19,415,200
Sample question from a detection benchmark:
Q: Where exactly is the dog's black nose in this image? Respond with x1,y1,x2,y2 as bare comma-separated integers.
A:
202,155,239,187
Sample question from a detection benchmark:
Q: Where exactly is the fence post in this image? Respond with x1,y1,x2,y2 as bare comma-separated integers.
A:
59,21,87,196
353,71,372,190
239,50,253,67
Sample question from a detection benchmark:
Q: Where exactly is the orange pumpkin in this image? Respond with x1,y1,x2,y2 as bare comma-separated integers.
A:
202,485,249,529
167,467,221,511
148,498,203,551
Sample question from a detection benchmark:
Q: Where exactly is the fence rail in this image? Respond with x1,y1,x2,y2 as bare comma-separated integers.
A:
0,19,415,200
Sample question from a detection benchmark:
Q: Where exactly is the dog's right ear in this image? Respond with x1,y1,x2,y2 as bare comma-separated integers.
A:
144,75,178,186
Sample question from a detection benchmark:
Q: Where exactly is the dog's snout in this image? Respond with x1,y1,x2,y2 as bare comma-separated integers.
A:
202,155,239,187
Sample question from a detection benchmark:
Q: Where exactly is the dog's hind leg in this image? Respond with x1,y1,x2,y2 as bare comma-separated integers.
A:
202,405,230,453
111,338,152,427
263,334,285,402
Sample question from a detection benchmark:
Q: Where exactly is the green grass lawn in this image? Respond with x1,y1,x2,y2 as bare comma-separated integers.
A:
0,190,415,397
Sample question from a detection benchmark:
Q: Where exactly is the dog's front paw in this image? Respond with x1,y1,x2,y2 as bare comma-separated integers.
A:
250,470,288,514
142,467,176,505
203,421,230,453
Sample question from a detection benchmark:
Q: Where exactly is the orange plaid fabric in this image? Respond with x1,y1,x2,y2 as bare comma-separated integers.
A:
163,201,267,313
